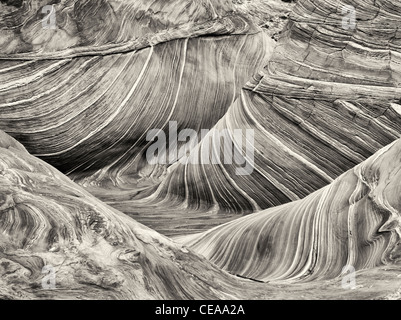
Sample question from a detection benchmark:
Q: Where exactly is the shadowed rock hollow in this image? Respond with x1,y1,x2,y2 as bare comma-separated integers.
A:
0,0,274,188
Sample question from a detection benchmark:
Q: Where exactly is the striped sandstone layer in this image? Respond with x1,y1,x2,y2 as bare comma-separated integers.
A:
0,0,274,188
136,0,401,216
2,129,401,299
179,138,401,282
0,129,252,299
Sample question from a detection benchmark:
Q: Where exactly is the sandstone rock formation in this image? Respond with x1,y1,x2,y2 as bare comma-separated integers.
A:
2,129,401,299
136,0,401,217
1,0,401,300
0,0,273,188
179,138,401,282
0,129,250,299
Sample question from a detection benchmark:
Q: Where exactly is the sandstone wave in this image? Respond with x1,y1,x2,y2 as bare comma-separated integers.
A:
179,138,401,282
0,0,273,190
136,0,401,216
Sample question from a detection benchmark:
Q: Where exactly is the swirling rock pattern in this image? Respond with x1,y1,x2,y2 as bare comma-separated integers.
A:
1,0,401,299
0,129,254,299
0,0,273,188
137,0,401,216
0,0,263,58
179,138,401,282
2,129,401,299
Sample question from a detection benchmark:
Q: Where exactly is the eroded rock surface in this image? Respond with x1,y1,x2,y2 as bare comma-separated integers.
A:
1,131,401,300
0,0,274,189
0,130,250,299
137,0,401,218
179,138,401,282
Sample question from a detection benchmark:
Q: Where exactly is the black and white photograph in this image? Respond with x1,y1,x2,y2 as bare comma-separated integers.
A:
0,0,400,309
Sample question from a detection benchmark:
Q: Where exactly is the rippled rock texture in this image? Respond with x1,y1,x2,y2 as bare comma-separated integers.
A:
1,0,401,300
0,130,252,299
179,138,401,282
136,0,401,216
0,0,274,189
2,129,401,300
